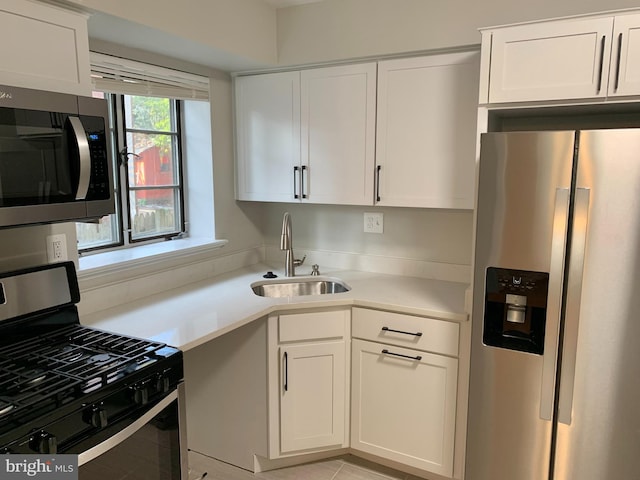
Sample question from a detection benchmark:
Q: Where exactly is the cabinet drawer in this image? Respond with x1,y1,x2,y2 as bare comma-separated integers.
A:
352,308,459,357
279,310,348,343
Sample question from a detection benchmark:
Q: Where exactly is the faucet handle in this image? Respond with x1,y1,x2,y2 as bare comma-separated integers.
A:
293,255,306,267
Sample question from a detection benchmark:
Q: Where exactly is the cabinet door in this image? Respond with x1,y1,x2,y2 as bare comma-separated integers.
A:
376,53,479,209
235,71,300,202
301,64,376,205
488,17,614,103
280,341,345,453
609,13,640,97
351,339,458,477
0,0,91,96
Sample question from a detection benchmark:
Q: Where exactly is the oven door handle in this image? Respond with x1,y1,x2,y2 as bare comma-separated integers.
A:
77,390,177,466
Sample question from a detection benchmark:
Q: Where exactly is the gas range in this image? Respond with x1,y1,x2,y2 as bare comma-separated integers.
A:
0,262,184,462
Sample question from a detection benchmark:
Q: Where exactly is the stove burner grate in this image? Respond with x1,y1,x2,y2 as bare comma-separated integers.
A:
0,324,168,427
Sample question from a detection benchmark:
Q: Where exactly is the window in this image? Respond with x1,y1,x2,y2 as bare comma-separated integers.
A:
124,95,183,241
77,53,211,255
76,94,185,251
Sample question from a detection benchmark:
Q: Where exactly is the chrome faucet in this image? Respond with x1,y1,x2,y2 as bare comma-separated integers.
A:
280,212,305,277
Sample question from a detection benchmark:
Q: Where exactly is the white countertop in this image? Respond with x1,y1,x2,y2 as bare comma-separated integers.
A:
80,264,469,351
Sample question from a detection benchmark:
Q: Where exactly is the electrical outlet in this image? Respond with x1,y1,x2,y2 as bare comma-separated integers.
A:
364,212,384,234
46,234,68,263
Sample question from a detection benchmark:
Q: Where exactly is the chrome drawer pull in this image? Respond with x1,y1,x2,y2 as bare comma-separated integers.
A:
381,349,422,361
381,326,422,337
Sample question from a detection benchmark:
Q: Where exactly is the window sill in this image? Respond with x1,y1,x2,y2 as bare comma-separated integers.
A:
78,237,228,289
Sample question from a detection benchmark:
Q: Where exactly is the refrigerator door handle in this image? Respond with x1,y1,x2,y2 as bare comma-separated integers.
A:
557,187,590,425
539,188,571,421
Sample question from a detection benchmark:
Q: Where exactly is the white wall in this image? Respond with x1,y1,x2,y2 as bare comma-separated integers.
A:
260,204,472,264
276,0,640,65
64,0,278,70
184,100,215,240
256,203,473,281
209,74,264,253
0,222,77,272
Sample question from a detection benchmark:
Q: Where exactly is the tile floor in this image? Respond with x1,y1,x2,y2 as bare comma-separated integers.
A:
188,451,424,480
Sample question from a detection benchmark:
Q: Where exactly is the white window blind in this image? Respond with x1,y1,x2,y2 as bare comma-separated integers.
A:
90,52,210,101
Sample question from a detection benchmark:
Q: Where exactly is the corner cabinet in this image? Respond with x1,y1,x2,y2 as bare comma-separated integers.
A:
267,309,350,458
350,308,459,478
481,11,640,104
0,0,91,96
235,63,376,205
375,53,479,209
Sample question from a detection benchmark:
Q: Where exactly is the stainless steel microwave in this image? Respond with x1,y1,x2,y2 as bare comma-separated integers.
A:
0,84,114,228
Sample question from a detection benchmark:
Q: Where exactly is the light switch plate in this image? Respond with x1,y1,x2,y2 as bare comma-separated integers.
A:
364,212,383,233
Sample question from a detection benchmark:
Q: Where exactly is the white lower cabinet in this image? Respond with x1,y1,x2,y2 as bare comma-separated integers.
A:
268,309,350,458
350,308,459,478
280,341,345,452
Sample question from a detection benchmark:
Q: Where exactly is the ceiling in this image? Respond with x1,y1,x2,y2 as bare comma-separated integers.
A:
262,0,324,8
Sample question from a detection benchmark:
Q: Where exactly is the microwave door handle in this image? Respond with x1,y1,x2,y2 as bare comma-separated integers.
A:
68,116,91,200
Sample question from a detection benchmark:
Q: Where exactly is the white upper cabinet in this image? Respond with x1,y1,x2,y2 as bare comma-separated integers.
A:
482,10,640,104
235,63,376,205
484,17,614,103
0,0,91,96
235,55,477,209
235,71,301,202
375,53,479,209
301,63,377,205
609,13,640,97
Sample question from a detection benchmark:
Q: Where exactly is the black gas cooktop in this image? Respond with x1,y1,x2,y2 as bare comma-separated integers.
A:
0,262,183,455
0,323,180,433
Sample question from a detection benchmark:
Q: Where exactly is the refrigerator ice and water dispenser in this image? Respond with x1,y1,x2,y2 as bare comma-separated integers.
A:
483,267,549,354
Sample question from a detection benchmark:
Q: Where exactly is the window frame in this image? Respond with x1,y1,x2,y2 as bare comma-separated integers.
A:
77,93,187,254
119,94,186,244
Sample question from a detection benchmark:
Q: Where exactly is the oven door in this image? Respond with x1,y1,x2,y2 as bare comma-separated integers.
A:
77,383,188,480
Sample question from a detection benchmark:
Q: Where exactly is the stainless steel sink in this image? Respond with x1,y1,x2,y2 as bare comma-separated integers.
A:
251,276,351,298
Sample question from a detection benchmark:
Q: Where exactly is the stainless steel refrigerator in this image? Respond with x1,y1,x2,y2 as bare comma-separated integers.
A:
466,129,640,480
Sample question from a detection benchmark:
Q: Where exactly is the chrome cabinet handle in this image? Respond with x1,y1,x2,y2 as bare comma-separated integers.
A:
539,188,571,421
293,167,299,199
68,116,91,200
381,326,422,337
376,165,381,202
596,35,606,93
381,349,422,361
614,33,623,92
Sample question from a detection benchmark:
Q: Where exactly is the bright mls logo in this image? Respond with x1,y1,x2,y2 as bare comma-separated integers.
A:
0,92,12,100
0,456,77,479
